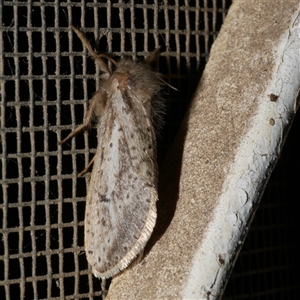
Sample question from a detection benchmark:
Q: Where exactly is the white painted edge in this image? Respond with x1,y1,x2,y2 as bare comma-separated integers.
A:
182,9,300,300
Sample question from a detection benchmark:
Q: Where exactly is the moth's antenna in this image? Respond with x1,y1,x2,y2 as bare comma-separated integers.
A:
145,47,161,65
71,25,117,74
145,48,177,90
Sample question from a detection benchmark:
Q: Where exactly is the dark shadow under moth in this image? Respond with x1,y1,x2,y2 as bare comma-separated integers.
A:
60,26,165,279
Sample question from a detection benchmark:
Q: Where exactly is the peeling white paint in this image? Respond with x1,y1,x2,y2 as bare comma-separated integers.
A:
182,9,300,300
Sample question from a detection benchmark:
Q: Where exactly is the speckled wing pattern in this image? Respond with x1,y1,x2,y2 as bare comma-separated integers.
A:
84,67,160,278
60,26,164,279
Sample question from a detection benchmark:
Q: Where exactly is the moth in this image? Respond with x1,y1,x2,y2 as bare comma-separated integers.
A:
60,26,165,278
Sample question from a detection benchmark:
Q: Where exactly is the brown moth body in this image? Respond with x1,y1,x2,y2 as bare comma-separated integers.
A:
60,26,165,278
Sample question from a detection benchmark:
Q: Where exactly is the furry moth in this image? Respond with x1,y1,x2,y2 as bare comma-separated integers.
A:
60,26,165,278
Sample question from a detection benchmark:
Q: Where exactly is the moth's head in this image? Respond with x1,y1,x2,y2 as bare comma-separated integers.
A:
110,58,162,96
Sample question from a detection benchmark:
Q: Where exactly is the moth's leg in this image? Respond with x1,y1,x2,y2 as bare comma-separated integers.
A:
101,279,108,299
78,155,96,177
60,91,105,145
59,124,88,145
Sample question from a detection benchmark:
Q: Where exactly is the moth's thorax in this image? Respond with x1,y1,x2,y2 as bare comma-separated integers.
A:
107,59,161,98
110,71,130,92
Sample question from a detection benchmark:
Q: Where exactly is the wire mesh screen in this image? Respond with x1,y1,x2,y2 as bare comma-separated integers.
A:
1,1,298,299
0,1,230,298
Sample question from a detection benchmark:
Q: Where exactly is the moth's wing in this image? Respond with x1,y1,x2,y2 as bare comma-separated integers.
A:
84,97,158,278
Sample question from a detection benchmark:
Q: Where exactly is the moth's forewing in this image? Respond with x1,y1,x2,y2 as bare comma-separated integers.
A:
85,62,161,278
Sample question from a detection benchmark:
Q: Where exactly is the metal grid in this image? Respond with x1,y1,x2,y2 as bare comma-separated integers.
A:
1,1,298,299
0,1,230,299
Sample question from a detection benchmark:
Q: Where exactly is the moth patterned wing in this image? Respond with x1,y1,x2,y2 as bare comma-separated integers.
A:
85,60,161,278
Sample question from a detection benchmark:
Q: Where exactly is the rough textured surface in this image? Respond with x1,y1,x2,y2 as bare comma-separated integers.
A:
107,1,300,299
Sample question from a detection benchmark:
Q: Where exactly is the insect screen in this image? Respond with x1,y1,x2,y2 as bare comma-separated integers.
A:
0,1,298,299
